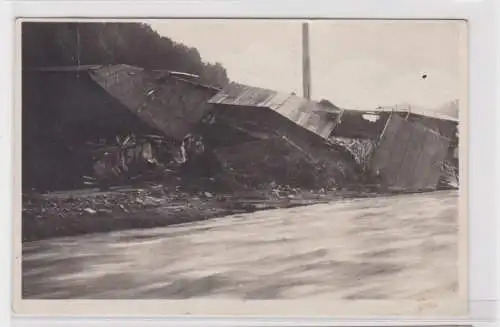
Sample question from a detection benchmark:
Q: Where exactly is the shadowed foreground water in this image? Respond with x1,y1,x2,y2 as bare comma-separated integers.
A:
23,190,459,300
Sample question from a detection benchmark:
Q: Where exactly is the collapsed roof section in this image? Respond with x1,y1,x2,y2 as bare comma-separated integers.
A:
90,65,220,141
208,82,343,140
206,82,459,192
330,108,458,143
25,64,220,141
22,64,220,190
207,82,458,144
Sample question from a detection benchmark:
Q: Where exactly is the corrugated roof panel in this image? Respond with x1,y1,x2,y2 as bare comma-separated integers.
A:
208,83,291,109
260,91,292,110
208,83,340,140
273,95,304,118
90,64,150,110
235,87,275,107
89,64,217,140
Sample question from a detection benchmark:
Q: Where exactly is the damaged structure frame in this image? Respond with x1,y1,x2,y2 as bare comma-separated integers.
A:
23,64,459,193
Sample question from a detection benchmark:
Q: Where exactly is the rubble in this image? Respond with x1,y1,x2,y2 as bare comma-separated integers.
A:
329,137,378,168
213,138,358,190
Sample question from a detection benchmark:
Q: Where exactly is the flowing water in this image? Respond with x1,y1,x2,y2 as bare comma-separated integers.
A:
22,190,459,300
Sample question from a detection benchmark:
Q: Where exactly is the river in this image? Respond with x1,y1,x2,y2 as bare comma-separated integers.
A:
22,190,459,300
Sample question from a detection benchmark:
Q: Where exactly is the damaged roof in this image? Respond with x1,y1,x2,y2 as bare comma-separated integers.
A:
208,83,459,144
88,65,219,140
25,64,220,141
208,82,343,139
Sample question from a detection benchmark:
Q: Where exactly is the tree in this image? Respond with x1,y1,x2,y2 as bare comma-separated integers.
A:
22,22,230,87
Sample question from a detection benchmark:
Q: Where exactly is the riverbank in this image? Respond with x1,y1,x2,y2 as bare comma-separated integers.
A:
22,182,392,242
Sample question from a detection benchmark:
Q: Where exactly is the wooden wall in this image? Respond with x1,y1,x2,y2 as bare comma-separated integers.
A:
369,114,450,191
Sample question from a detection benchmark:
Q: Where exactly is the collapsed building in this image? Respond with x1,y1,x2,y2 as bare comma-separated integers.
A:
23,64,459,193
23,64,219,190
200,82,459,192
324,107,459,190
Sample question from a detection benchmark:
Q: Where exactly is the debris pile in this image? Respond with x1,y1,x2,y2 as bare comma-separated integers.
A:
329,137,378,168
22,186,171,220
214,138,356,190
439,160,459,189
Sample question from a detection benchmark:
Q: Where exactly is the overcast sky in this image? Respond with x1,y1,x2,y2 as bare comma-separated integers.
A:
149,19,467,110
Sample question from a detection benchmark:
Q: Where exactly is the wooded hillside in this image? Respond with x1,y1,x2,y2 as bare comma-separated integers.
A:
22,22,230,87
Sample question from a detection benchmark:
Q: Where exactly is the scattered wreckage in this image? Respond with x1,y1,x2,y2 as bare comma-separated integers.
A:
23,64,459,193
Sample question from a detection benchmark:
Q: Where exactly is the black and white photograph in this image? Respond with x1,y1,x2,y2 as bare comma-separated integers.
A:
16,19,467,315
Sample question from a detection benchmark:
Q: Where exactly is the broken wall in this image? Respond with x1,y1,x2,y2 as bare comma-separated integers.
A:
406,113,459,173
369,114,451,191
330,110,459,188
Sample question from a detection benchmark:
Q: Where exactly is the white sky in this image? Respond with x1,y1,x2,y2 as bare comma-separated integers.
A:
149,19,467,110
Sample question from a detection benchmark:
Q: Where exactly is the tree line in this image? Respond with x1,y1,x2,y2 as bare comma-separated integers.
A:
22,22,230,87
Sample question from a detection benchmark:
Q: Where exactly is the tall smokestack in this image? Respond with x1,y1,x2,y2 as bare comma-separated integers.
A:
302,22,311,100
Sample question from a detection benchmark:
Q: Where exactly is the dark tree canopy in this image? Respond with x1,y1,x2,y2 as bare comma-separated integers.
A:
22,22,230,87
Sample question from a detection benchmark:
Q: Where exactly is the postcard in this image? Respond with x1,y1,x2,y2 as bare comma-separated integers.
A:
13,18,468,317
